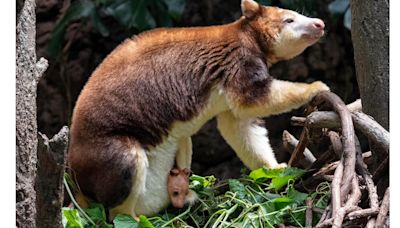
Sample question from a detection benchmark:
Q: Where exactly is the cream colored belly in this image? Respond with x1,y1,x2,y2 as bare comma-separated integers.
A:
135,139,177,215
128,88,229,216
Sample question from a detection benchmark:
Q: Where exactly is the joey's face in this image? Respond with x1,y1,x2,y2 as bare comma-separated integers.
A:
241,0,325,63
167,168,190,208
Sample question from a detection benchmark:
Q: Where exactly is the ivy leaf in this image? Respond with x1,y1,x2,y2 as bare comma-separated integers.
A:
249,167,281,181
255,0,272,6
165,0,186,21
287,187,308,204
344,8,352,30
328,0,349,14
47,0,96,58
270,168,305,190
113,214,139,228
249,167,305,190
190,175,216,190
62,208,84,228
228,179,247,200
139,215,154,228
82,202,113,227
272,197,294,210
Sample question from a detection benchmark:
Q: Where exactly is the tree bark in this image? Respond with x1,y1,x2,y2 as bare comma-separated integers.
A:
16,0,48,226
350,0,389,130
36,127,69,228
350,0,389,197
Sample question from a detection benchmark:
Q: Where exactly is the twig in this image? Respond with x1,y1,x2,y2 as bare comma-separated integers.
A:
332,176,361,227
35,57,49,82
352,112,389,153
282,130,316,168
354,136,379,209
372,156,389,182
291,111,389,153
375,187,390,228
366,218,376,228
313,207,325,214
331,159,344,219
317,205,330,225
288,127,309,167
314,161,339,176
328,131,342,157
309,145,338,170
347,208,378,220
306,198,313,227
290,99,361,127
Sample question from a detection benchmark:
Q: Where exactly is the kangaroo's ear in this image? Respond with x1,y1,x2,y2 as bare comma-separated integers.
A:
241,0,261,19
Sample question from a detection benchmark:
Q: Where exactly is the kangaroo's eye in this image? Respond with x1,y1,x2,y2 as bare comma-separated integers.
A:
284,18,294,23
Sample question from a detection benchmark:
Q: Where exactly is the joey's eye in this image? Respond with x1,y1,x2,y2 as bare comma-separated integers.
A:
284,18,294,23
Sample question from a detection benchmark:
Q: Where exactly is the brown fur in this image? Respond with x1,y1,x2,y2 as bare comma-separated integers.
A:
68,1,327,211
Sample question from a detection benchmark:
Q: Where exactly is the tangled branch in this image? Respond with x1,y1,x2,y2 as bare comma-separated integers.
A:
286,92,389,227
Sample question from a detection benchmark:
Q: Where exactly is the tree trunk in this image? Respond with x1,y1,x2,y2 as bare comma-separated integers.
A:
16,0,48,226
350,0,389,196
36,127,69,228
350,0,389,130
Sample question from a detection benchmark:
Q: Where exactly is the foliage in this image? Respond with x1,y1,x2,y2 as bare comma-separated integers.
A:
63,167,330,228
328,0,351,30
48,0,186,58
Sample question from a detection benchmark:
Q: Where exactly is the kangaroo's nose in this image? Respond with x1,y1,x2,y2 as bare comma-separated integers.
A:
312,19,325,30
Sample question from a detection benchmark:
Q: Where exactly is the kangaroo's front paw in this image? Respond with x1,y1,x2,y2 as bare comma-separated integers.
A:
272,163,287,169
311,81,330,94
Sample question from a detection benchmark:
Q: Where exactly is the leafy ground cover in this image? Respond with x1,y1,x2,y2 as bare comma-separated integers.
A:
63,167,330,228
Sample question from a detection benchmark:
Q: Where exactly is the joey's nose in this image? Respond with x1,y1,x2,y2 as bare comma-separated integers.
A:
312,19,325,30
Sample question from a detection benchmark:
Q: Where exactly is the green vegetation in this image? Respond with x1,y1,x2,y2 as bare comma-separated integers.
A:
48,0,186,58
63,167,330,228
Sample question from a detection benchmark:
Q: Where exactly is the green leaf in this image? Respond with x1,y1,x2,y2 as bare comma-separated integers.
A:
255,0,272,6
272,197,294,210
287,187,308,204
164,0,186,21
89,9,110,36
249,167,305,190
328,0,349,14
271,176,293,190
113,214,139,228
62,208,84,228
271,168,305,190
249,167,281,181
344,8,352,30
190,175,216,190
82,202,113,227
228,179,247,200
139,215,154,228
47,0,96,58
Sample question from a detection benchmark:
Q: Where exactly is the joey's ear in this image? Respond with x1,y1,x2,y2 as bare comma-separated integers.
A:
182,168,191,176
241,0,261,19
170,169,179,176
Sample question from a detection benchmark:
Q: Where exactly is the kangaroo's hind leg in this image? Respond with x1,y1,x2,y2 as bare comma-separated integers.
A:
108,144,149,220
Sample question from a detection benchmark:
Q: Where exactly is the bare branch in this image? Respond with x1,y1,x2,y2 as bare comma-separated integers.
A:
331,159,343,219
375,187,390,228
306,198,313,227
291,111,389,153
288,127,309,167
312,92,356,204
35,57,48,82
282,130,316,168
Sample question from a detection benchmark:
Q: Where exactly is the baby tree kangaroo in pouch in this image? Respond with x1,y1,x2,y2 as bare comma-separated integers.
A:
68,0,329,219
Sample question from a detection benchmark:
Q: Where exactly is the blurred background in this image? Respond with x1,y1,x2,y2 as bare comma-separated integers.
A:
36,0,359,179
